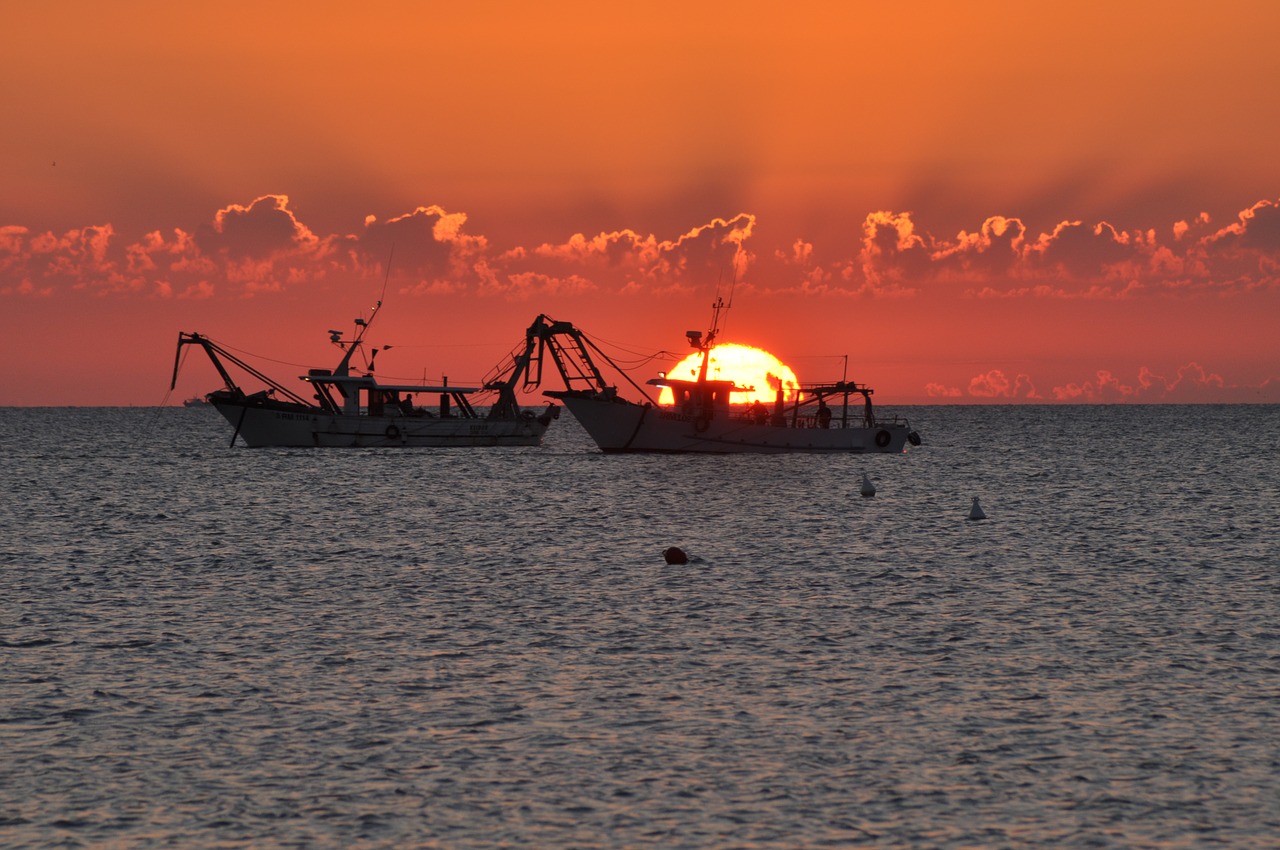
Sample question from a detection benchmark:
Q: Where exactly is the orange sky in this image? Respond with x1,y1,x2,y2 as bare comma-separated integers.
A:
4,2,1280,405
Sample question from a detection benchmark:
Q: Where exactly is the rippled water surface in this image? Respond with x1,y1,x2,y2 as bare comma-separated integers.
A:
2,404,1278,848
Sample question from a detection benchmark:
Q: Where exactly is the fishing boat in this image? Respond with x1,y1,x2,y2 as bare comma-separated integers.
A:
506,301,921,453
170,300,558,448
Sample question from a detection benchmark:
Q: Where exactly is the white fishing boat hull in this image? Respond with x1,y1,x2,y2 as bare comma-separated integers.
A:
556,394,913,454
211,400,551,448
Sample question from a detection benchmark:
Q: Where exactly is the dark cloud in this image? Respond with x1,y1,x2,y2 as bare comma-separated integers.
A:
1029,220,1141,277
360,206,486,285
195,195,318,259
932,216,1027,278
1205,199,1280,252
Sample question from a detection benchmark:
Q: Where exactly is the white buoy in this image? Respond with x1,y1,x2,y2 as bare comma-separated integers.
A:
968,496,987,521
860,472,876,498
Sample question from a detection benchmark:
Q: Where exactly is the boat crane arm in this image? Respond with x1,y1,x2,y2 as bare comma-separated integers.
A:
502,315,660,404
171,332,314,407
172,333,237,392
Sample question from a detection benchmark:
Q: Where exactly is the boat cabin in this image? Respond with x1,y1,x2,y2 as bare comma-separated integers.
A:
302,370,481,419
647,376,745,416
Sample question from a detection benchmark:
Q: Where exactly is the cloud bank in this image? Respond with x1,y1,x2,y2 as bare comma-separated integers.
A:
7,194,1280,301
3,195,1278,402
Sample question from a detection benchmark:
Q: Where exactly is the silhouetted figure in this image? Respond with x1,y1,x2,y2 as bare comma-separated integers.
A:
816,400,832,429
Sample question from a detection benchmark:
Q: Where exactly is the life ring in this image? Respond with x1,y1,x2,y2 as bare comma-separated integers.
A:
874,429,892,448
385,424,401,440
694,414,711,433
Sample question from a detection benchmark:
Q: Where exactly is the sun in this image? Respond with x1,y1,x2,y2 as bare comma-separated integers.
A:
658,343,799,405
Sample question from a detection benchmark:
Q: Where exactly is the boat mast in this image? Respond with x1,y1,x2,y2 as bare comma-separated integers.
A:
692,260,736,385
331,300,382,378
690,296,726,384
333,247,393,378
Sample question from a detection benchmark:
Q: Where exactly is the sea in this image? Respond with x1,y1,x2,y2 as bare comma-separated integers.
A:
2,404,1278,849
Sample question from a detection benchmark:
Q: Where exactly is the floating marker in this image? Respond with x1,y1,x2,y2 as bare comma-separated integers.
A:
968,496,987,521
663,546,690,565
860,472,876,498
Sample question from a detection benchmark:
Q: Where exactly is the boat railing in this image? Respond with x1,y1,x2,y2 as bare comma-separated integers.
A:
736,411,873,430
651,406,886,430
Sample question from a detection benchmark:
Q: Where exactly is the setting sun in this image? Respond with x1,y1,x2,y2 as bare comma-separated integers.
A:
658,344,799,405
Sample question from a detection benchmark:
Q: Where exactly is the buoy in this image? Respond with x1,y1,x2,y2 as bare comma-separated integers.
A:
860,472,876,498
663,546,690,565
968,497,987,521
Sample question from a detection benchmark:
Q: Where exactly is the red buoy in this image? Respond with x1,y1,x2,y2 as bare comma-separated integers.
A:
663,546,689,565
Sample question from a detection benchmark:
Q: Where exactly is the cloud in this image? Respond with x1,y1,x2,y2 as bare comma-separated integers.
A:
178,280,215,299
1205,199,1280,252
0,277,55,297
924,382,963,398
853,211,1147,297
929,216,1028,282
0,222,139,296
1026,220,1143,278
196,194,320,259
857,211,928,294
531,213,757,292
967,369,1039,399
1051,362,1229,401
1051,369,1137,402
922,362,1273,403
0,198,766,302
360,205,488,289
5,196,1280,306
187,195,351,293
2,198,334,298
838,199,1280,299
1135,362,1227,401
483,271,598,300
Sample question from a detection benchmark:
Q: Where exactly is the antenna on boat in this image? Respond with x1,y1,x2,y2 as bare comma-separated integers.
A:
355,244,396,369
377,243,394,307
332,245,395,375
709,256,739,342
363,243,394,337
723,258,739,310
705,296,725,348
